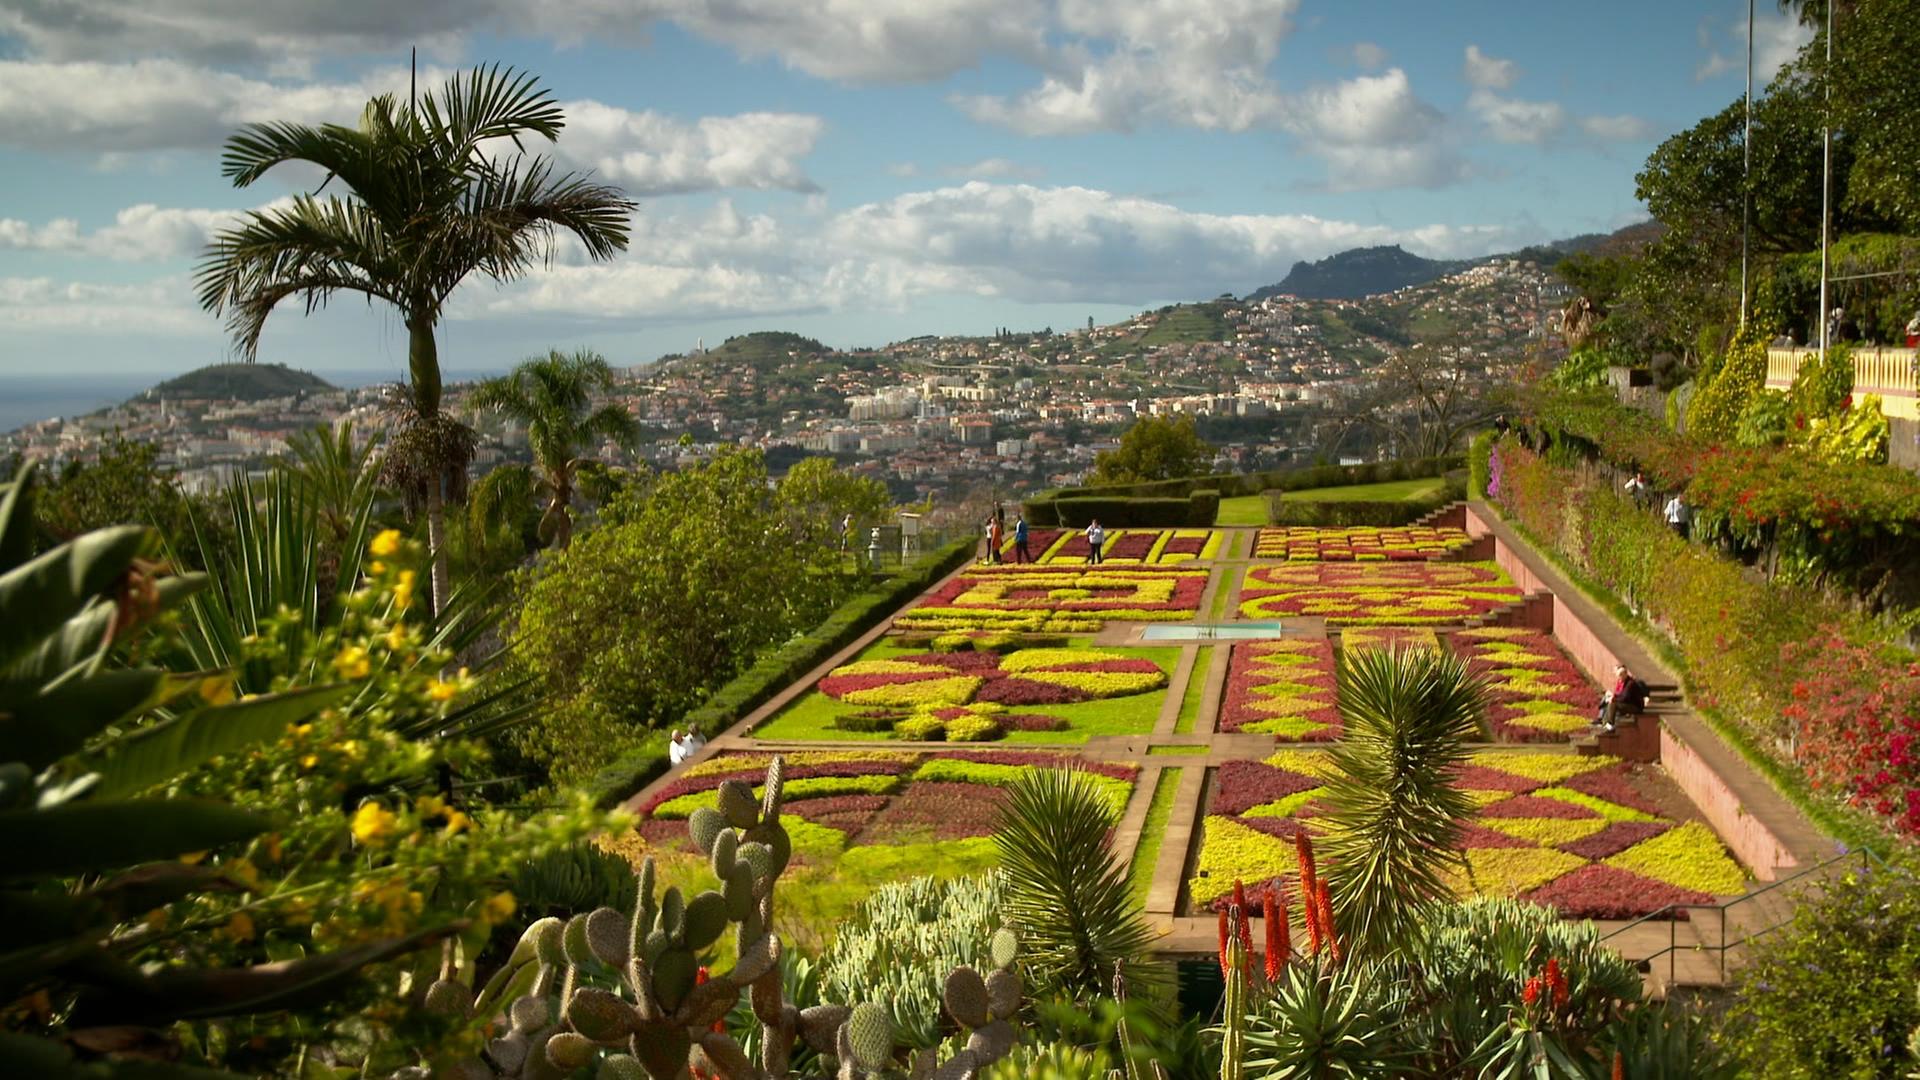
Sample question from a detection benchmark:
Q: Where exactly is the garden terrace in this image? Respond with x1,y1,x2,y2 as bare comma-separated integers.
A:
1010,526,1223,565
615,515,1834,993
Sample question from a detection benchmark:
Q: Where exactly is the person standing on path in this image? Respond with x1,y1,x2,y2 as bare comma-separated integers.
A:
1086,519,1106,565
988,513,1004,564
1013,513,1031,563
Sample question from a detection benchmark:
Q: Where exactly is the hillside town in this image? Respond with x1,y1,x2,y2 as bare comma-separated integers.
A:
3,256,1568,500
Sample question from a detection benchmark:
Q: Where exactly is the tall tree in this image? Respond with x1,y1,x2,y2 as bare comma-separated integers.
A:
196,65,637,613
1090,414,1215,484
467,349,640,549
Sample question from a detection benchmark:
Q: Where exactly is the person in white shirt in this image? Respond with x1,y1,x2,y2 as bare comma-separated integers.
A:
682,729,706,758
1085,520,1106,565
667,729,688,767
1663,494,1691,539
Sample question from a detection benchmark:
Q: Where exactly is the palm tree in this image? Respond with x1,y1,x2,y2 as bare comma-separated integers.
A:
466,349,640,549
1320,645,1485,959
196,64,637,614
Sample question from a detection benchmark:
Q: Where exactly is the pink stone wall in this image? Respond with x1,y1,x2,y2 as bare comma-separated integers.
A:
1660,727,1799,880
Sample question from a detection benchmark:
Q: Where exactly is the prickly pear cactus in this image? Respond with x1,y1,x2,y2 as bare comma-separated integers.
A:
405,756,1025,1080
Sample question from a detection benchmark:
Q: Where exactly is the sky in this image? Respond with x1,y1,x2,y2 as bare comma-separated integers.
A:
0,1,1813,378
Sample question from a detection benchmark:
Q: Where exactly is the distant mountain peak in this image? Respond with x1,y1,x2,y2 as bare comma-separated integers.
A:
1246,245,1464,302
140,363,335,402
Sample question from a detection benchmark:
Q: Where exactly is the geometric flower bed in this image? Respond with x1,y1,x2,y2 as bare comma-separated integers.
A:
897,564,1209,633
631,748,1138,869
1219,640,1341,741
751,640,1178,744
1252,526,1474,561
813,647,1168,741
1237,561,1522,625
1341,626,1441,653
1186,749,1747,918
1447,627,1602,742
1023,528,1222,565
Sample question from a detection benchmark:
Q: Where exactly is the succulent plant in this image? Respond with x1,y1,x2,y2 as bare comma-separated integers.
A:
418,756,1024,1080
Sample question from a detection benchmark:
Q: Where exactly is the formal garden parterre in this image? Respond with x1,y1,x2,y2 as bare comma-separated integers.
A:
896,563,1208,633
1016,526,1223,565
1252,525,1475,561
1237,560,1523,624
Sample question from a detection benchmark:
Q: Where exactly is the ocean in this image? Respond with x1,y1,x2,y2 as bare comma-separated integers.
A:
0,368,511,436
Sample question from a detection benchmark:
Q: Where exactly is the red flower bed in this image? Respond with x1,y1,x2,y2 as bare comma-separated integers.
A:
1210,760,1323,816
1480,795,1599,820
1219,640,1340,740
1003,713,1072,731
1237,562,1521,625
1558,768,1665,817
1162,534,1208,556
638,759,907,815
1522,863,1713,921
1104,532,1158,560
1558,820,1673,860
860,781,1007,841
1446,629,1602,743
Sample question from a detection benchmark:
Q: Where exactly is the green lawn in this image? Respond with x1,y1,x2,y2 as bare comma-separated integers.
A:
750,637,1179,743
1215,496,1270,525
1128,768,1183,905
1278,478,1445,503
1172,645,1214,734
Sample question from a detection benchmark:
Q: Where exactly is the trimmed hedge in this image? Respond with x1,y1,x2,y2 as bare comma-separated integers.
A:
580,538,975,808
1469,430,1494,501
1264,477,1465,526
1040,489,1220,527
1038,454,1462,503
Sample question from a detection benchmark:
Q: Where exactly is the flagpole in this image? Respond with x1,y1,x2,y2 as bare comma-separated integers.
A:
1739,0,1753,329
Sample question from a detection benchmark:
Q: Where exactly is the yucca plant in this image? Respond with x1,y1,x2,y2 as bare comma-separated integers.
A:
1242,961,1415,1079
995,768,1167,1007
0,464,394,1076
1320,645,1485,959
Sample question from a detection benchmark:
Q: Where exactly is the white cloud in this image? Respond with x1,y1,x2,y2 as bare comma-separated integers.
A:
1281,70,1467,190
0,60,823,194
1695,11,1814,84
1462,46,1647,146
0,275,209,334
1347,42,1389,71
0,200,297,261
1463,44,1518,91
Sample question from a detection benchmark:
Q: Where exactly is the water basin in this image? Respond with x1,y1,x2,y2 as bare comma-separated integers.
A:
1139,621,1285,641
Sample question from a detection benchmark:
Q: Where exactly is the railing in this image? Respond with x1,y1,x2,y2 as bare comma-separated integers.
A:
1765,346,1919,420
1599,847,1880,987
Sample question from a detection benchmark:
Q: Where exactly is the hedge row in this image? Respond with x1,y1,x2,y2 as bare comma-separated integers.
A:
580,538,976,809
1040,454,1462,502
1264,477,1465,527
1025,489,1219,527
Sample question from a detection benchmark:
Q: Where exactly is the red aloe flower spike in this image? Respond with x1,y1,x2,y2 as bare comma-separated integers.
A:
1301,879,1322,955
1235,902,1257,980
1546,957,1568,1010
1232,879,1248,912
1522,976,1542,1007
1263,888,1284,982
1611,1050,1624,1080
1217,908,1231,977
1295,832,1319,899
1315,880,1340,966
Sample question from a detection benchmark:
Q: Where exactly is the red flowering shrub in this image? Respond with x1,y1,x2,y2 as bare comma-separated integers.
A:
1784,627,1920,835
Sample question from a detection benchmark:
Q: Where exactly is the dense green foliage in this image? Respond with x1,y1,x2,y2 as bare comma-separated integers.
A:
1090,414,1215,485
5,437,210,555
510,450,889,785
150,362,334,400
1264,477,1464,527
818,874,1005,1048
1724,855,1920,1077
1684,326,1769,443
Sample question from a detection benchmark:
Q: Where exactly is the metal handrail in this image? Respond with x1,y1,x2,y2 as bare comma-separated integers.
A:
1600,847,1877,988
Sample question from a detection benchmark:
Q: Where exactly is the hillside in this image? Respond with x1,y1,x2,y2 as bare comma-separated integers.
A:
1247,246,1465,302
700,331,832,371
145,363,335,401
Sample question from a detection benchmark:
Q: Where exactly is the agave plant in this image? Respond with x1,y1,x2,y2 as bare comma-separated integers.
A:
994,768,1166,1007
1320,645,1485,959
0,464,421,1076
1242,961,1415,1079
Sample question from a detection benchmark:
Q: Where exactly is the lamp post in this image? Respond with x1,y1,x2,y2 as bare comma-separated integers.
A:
1739,0,1753,330
1817,0,1834,356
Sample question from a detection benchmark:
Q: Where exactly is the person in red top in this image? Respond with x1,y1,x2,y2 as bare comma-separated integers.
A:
1595,664,1648,732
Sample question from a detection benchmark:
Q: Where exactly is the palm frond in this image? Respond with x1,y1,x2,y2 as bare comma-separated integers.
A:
421,63,566,164
196,197,400,359
1321,645,1485,959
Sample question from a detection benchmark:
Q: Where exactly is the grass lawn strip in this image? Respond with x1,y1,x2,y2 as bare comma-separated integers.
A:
1129,768,1183,905
1173,644,1215,734
1276,478,1446,503
1215,496,1270,526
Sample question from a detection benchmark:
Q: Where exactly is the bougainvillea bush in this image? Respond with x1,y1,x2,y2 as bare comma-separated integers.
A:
1187,749,1745,917
1252,526,1474,562
1446,627,1602,743
1219,640,1341,740
754,640,1177,743
897,564,1208,633
1237,561,1522,625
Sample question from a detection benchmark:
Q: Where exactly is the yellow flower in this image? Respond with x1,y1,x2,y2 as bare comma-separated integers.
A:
385,624,409,652
227,859,261,890
333,646,371,680
289,723,313,739
198,675,236,706
443,810,473,836
481,891,516,924
299,753,319,770
220,912,255,942
414,794,447,817
338,740,364,761
393,570,417,611
370,529,403,558
351,801,399,845
427,678,459,702
368,560,387,576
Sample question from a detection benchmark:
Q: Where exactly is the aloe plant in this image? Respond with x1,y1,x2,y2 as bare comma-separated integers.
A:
429,756,1025,1080
0,464,411,1077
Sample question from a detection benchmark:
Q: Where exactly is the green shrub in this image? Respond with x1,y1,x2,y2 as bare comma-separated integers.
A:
1469,431,1494,500
1686,327,1769,444
1789,341,1855,420
1265,479,1464,527
510,841,637,920
1734,389,1794,448
1723,854,1920,1078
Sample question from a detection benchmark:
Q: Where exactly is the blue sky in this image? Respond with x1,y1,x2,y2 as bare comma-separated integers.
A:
0,1,1812,377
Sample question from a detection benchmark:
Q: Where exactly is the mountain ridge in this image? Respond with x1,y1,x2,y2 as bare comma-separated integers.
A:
140,363,336,402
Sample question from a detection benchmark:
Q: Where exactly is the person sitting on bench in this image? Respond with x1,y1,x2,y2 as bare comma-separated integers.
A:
1595,664,1649,733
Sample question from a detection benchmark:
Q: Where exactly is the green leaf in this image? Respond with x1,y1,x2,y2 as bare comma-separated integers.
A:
0,669,176,772
0,526,153,672
6,575,206,689
82,683,351,800
0,464,35,576
0,800,269,877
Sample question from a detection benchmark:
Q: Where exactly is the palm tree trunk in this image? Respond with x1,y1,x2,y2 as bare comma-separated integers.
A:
426,482,452,617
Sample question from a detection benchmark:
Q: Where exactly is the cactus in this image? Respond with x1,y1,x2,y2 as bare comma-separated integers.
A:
412,756,1025,1080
